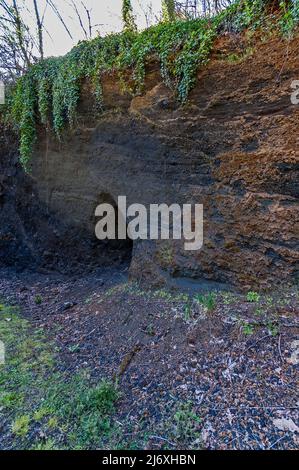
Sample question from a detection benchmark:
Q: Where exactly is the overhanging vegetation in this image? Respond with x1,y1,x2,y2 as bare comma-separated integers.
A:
3,0,299,170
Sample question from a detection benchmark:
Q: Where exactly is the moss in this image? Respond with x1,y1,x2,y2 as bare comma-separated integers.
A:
12,415,30,437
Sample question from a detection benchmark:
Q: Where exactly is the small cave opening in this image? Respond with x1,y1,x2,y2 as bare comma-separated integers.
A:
94,192,133,265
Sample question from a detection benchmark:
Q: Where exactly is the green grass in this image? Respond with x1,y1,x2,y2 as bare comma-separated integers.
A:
0,303,120,450
11,415,30,437
225,46,255,63
34,295,43,305
194,292,217,311
242,322,254,336
246,291,260,303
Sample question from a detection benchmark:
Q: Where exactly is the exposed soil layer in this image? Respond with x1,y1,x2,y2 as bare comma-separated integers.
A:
0,127,132,273
0,268,298,450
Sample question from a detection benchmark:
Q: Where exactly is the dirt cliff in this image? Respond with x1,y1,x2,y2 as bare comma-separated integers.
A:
1,34,299,290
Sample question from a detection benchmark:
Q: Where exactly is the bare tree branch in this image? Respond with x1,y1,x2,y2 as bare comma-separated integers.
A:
12,0,31,66
81,1,92,38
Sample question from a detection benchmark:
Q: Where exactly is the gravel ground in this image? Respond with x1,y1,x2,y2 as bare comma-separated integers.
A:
0,266,298,450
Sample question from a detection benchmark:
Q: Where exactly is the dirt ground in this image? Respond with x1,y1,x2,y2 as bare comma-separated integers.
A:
0,264,298,450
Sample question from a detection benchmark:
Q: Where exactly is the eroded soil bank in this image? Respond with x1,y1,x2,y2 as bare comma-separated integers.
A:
31,33,299,290
0,267,298,450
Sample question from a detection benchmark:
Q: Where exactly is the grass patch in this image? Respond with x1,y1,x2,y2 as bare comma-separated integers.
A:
242,322,254,336
246,291,260,303
0,302,120,450
194,292,217,311
159,400,202,449
11,415,30,437
224,46,255,63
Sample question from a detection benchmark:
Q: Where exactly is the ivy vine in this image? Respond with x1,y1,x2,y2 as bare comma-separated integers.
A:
5,0,299,171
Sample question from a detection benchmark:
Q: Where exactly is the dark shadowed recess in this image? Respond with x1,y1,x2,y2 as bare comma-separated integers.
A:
0,130,132,275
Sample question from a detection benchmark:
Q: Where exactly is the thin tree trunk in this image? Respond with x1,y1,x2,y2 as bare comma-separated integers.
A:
33,0,44,60
12,0,30,66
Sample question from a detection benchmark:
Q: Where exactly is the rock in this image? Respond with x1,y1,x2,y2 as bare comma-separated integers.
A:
287,340,299,365
273,418,299,433
61,301,77,311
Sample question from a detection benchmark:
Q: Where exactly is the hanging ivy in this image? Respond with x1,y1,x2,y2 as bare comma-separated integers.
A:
6,0,299,171
122,0,137,32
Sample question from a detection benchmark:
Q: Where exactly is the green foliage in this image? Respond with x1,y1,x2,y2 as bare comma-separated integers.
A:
12,415,30,437
225,46,255,63
44,376,119,448
184,301,192,320
279,0,299,35
10,74,37,171
0,301,120,449
34,295,43,305
32,438,57,450
246,291,260,302
6,0,299,170
267,321,279,336
0,391,23,409
231,0,270,30
33,406,51,421
171,401,201,446
195,292,217,311
242,322,254,336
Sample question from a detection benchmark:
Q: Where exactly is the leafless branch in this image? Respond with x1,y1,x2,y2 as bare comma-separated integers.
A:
46,0,73,40
33,0,44,59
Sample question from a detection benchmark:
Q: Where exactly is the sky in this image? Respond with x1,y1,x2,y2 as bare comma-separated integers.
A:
18,0,163,58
